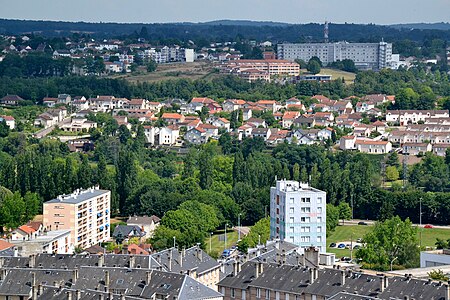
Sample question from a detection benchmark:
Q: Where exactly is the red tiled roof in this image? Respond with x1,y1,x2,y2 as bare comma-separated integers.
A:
162,113,183,119
0,240,14,251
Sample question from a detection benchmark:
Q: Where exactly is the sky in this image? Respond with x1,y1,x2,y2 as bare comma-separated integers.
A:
0,0,449,25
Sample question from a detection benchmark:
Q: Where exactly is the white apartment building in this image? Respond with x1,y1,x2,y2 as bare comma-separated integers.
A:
270,180,327,252
277,41,393,70
43,187,111,249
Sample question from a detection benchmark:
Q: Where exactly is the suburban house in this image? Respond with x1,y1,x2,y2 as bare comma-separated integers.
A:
126,215,161,239
386,110,449,125
339,135,357,150
60,117,97,132
112,225,146,243
282,111,300,128
159,125,180,146
0,94,24,106
161,113,185,125
143,126,159,145
223,99,246,112
355,139,392,154
0,115,15,129
402,143,432,155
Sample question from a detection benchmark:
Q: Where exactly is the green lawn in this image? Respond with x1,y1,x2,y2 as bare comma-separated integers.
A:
205,229,238,257
327,225,450,258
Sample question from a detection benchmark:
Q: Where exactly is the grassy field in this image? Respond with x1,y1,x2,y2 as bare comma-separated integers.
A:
205,230,239,257
327,225,450,258
109,61,219,83
317,68,356,84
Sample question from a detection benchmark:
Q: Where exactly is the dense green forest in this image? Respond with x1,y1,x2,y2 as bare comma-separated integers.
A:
1,121,450,248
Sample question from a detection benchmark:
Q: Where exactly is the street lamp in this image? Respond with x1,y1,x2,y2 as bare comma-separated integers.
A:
419,197,423,248
238,214,241,241
210,232,213,253
390,256,398,271
224,223,228,250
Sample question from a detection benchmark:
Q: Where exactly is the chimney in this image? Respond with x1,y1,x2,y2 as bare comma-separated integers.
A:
73,269,79,282
32,272,38,300
384,276,389,290
39,284,44,296
98,295,104,300
146,271,152,285
255,263,260,279
76,290,81,300
98,255,104,267
196,248,202,262
67,291,73,300
29,254,36,268
233,262,238,276
168,251,172,272
380,276,386,292
275,240,280,249
340,270,346,286
314,268,319,281
179,250,183,268
0,257,3,268
404,296,409,300
445,281,450,300
104,271,110,292
129,255,135,269
54,281,59,289
309,268,315,284
121,294,126,300
237,261,241,273
302,254,306,266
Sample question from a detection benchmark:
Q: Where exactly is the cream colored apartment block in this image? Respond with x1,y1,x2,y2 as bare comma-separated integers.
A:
43,187,111,249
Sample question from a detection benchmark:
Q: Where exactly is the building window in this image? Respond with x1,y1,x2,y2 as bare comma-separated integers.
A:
289,198,294,204
257,288,261,298
317,207,322,214
290,236,294,243
317,197,322,204
231,288,235,298
301,226,310,233
317,236,322,242
300,217,310,223
276,195,279,205
289,208,294,214
266,290,270,299
301,198,311,203
301,236,310,243
301,207,311,213
290,227,294,233
317,217,322,223
317,226,322,233
290,217,295,223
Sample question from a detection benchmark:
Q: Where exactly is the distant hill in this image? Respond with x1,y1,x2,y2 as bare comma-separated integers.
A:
390,22,450,31
0,19,449,43
200,20,292,27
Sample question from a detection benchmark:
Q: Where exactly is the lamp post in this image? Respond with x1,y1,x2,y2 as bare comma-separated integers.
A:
210,232,213,253
390,256,398,271
238,214,241,241
419,197,423,248
173,236,176,248
224,223,228,250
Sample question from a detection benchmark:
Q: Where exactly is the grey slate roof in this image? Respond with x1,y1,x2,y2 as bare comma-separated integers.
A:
328,292,379,299
112,225,145,238
126,215,160,225
377,276,447,300
0,268,74,296
151,246,220,275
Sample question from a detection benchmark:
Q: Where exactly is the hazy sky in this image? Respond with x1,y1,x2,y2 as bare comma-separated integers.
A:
1,0,449,24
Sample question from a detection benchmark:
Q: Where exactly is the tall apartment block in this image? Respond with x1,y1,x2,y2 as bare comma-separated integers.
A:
270,180,326,252
277,41,393,70
43,187,111,249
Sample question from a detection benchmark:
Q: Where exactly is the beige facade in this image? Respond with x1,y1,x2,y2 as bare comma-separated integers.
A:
43,187,111,249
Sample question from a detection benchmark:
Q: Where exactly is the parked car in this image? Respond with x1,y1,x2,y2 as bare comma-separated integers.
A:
221,249,231,258
340,256,351,262
329,243,337,248
424,224,433,228
338,243,346,249
353,245,360,250
356,238,363,243
358,221,368,225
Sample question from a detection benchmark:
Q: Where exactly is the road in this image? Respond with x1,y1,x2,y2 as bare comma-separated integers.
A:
342,219,450,230
33,117,71,139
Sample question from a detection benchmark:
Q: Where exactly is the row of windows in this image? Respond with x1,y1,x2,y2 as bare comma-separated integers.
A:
288,226,323,233
227,287,303,300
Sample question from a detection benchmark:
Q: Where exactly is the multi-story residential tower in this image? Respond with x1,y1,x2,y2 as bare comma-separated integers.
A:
43,187,111,249
270,180,326,252
277,41,393,70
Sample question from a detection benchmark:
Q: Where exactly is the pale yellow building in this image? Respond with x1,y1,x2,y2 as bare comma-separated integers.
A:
43,187,111,249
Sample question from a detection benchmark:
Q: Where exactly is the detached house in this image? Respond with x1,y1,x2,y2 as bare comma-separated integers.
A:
340,135,357,150
223,99,246,112
161,113,185,125
159,125,180,146
355,139,392,154
0,115,15,129
0,95,24,106
282,111,300,128
402,143,432,156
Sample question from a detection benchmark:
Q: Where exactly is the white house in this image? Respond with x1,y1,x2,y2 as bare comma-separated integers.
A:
355,139,392,154
0,115,15,129
159,125,180,146
402,143,432,156
386,110,449,125
339,135,357,150
144,126,159,145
